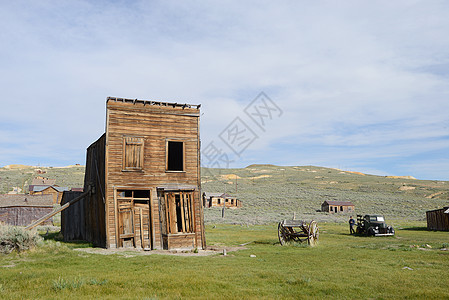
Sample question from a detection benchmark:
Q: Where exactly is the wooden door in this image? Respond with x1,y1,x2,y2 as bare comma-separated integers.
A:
118,206,135,247
116,189,153,249
134,204,152,249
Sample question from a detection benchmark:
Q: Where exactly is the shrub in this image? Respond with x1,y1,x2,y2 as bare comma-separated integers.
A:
0,225,43,254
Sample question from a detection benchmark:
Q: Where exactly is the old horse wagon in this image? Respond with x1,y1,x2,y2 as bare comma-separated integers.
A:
278,219,319,246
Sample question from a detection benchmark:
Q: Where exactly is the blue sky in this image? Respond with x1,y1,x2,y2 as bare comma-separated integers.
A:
1,1,448,180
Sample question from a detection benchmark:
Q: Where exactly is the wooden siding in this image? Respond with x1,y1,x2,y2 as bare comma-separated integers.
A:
61,191,85,241
321,203,355,213
0,206,53,226
30,187,62,204
61,134,107,247
105,101,203,249
162,233,196,250
205,196,242,208
426,208,449,231
62,99,204,250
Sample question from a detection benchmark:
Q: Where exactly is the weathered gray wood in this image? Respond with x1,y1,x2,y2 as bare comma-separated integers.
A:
25,191,89,230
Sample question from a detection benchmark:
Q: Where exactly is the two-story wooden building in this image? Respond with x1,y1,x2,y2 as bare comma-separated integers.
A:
62,97,205,250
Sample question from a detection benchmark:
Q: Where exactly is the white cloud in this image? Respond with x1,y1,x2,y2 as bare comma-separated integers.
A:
0,1,448,179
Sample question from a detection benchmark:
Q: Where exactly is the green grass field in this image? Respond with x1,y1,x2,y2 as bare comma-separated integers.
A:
1,164,448,298
1,222,448,299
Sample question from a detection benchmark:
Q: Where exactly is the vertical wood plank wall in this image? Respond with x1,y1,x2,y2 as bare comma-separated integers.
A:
62,134,107,247
426,208,449,231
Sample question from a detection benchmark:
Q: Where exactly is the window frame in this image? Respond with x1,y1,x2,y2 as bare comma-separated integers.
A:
165,139,186,172
163,191,195,234
122,136,145,172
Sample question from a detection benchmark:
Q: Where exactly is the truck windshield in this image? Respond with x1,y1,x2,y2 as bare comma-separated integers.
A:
369,216,384,222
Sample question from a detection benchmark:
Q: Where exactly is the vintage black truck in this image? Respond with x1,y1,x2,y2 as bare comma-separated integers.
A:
356,214,395,236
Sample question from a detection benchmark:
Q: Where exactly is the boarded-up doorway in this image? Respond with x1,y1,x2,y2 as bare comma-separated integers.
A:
116,189,152,249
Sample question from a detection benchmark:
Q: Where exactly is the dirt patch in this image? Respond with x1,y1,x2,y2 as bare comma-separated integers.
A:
249,169,271,173
386,176,416,179
250,175,271,180
346,171,365,176
220,174,241,180
73,246,246,257
399,186,416,191
426,192,444,199
3,164,34,169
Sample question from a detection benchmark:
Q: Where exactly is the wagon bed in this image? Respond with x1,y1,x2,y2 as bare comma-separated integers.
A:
278,219,319,246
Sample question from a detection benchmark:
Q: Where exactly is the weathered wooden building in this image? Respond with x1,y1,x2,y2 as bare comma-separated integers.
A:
426,207,449,231
0,194,54,226
203,192,242,208
62,97,204,250
29,185,69,204
321,200,355,213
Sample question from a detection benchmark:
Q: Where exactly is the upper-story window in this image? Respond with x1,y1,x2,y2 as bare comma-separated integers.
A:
123,136,144,171
166,140,184,172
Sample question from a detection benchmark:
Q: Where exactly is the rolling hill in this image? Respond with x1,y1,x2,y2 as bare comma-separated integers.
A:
1,164,447,225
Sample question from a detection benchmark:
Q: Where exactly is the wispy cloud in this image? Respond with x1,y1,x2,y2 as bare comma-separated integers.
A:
0,1,448,179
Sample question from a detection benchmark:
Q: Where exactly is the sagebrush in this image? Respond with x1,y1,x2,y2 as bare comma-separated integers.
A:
0,225,43,254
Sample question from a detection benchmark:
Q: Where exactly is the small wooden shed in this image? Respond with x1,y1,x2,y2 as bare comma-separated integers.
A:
62,97,205,250
321,200,355,213
426,207,449,231
0,194,54,226
203,192,242,208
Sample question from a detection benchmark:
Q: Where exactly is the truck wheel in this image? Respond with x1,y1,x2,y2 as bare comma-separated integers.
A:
389,227,395,235
367,227,375,237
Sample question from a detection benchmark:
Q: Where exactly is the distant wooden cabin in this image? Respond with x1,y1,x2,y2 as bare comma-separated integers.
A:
321,200,355,213
62,97,204,250
426,207,449,231
0,194,53,226
29,185,69,205
203,192,242,208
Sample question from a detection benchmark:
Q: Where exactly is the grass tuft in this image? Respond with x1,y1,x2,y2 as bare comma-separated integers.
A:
52,276,108,291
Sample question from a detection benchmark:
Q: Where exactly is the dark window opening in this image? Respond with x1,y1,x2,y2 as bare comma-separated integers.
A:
217,199,221,204
175,194,183,232
167,141,184,171
134,190,150,199
117,190,150,201
340,206,343,211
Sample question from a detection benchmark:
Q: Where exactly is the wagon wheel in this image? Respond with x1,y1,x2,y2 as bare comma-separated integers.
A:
278,222,290,245
307,220,319,247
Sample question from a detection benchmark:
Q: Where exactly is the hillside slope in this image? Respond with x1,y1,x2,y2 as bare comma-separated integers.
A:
1,164,447,224
0,165,85,194
202,165,449,224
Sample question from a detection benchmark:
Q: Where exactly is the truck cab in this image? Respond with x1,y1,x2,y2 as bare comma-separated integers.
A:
356,214,394,236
